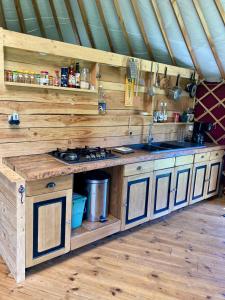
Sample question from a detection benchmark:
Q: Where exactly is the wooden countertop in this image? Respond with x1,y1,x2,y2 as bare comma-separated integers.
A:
4,144,225,181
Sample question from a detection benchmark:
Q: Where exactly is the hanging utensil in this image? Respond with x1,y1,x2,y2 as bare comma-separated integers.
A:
154,63,160,88
160,66,169,90
125,58,137,106
185,71,197,98
148,61,155,96
168,74,182,101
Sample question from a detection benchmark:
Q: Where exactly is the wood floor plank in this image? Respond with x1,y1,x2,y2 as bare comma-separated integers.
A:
0,198,225,299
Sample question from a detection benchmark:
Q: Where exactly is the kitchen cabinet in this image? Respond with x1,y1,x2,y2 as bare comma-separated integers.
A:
121,172,153,230
190,162,208,204
172,164,193,211
205,159,222,199
151,168,174,219
26,189,72,267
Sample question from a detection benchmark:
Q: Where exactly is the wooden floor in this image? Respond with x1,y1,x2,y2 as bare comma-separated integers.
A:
1,198,225,300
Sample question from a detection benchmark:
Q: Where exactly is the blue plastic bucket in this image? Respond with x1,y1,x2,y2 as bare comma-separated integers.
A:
72,193,87,229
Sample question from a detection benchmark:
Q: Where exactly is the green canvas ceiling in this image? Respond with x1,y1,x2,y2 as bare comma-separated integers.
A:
1,0,225,81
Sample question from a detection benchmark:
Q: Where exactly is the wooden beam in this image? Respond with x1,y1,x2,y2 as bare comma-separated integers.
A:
113,0,134,56
192,0,225,78
95,0,114,52
170,0,202,77
49,0,63,42
77,0,95,48
14,0,26,33
64,0,81,45
130,0,153,59
215,0,225,26
151,0,176,65
31,0,46,38
0,0,6,29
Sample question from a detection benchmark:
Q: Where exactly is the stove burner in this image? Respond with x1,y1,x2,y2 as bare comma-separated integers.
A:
50,146,118,164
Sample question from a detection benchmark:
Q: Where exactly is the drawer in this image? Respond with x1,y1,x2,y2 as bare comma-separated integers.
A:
194,152,210,163
175,155,194,166
124,161,154,176
154,157,175,170
26,174,73,196
209,150,224,161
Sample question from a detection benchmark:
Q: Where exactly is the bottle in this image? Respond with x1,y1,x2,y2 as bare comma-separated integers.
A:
75,63,80,88
163,102,168,122
68,64,75,88
98,85,106,114
61,67,68,87
159,102,164,122
53,70,60,86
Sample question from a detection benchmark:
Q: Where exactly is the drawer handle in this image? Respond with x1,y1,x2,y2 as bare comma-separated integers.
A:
201,155,204,159
137,166,142,171
46,182,56,189
216,153,219,156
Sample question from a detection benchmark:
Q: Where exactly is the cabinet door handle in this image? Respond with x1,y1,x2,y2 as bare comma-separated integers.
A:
137,166,142,171
46,182,56,188
216,153,219,156
201,155,204,159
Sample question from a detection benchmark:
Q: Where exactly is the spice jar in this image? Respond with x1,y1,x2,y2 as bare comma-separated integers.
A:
35,73,41,85
6,70,13,82
40,71,49,85
12,70,18,83
30,72,35,84
18,71,24,83
24,71,30,84
49,75,53,86
53,70,60,86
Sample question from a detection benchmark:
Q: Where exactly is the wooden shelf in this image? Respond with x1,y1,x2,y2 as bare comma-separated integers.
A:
152,87,190,97
71,215,121,250
153,122,194,125
5,81,97,94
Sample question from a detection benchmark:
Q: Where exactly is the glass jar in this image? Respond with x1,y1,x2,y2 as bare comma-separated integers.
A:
30,72,35,84
49,75,53,86
18,71,24,83
12,70,18,83
35,73,41,85
53,70,60,86
80,68,90,89
40,71,49,85
24,71,30,84
6,70,13,82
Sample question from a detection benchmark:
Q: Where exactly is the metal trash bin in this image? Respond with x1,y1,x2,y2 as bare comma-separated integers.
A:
85,171,110,222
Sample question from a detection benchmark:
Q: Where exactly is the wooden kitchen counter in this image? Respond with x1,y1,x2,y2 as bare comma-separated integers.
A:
4,143,225,181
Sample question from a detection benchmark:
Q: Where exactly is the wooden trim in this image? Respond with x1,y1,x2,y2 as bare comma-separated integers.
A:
31,0,47,38
130,0,153,59
113,0,134,56
64,0,81,45
151,0,176,65
192,0,225,79
77,0,95,48
0,0,6,29
14,0,26,34
95,0,114,52
215,0,225,26
48,0,63,42
170,0,202,77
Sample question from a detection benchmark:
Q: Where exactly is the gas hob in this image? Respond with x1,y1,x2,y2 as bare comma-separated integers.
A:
49,146,118,164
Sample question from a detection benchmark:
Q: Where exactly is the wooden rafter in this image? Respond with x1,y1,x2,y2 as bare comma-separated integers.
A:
151,0,176,65
170,0,202,77
215,0,225,26
113,0,134,56
95,0,114,52
14,0,26,33
77,0,95,48
64,0,81,45
0,0,6,29
49,0,63,42
31,0,46,38
192,0,225,78
130,0,153,59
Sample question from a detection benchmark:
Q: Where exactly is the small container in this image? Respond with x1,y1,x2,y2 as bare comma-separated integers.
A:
61,67,68,87
18,71,24,83
53,70,60,86
35,73,41,85
12,70,18,83
72,193,87,229
80,68,90,89
49,75,53,86
30,72,35,84
173,112,180,123
40,71,49,85
24,71,30,84
6,70,13,82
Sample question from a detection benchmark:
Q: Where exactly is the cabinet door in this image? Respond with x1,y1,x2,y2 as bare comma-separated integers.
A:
172,164,193,211
121,173,152,230
189,162,207,204
151,168,174,219
205,160,222,199
26,189,72,267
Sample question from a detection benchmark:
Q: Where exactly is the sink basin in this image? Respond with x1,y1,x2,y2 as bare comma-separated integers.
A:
128,141,206,153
